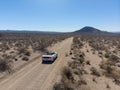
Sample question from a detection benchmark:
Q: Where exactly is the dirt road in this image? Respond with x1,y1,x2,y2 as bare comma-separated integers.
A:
0,37,73,90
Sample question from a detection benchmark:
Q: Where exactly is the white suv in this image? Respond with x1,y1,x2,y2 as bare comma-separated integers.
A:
42,51,58,62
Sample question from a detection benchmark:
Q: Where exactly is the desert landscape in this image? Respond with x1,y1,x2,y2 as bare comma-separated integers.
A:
0,27,119,90
0,32,72,90
0,0,119,90
54,33,120,90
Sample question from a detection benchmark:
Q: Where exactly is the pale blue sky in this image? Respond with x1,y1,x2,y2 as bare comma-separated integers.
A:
0,0,119,32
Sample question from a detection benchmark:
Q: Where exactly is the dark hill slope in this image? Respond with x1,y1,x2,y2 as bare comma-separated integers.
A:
74,26,109,35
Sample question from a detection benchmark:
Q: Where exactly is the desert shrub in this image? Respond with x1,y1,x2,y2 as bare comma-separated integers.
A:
79,54,84,58
92,77,97,83
73,52,85,64
78,86,91,90
14,58,18,61
78,57,85,64
0,59,13,73
90,67,100,76
105,66,114,75
100,60,115,70
104,52,110,58
15,42,22,48
73,69,80,75
24,51,31,56
69,51,72,55
68,61,79,69
53,83,63,90
112,70,120,81
18,48,26,54
3,44,10,51
86,60,90,65
116,63,120,67
78,78,87,85
109,54,120,63
98,51,103,55
80,52,85,57
34,43,46,52
106,83,110,89
71,57,76,60
19,55,22,58
117,45,120,49
100,60,120,83
62,67,73,80
104,69,120,84
92,51,95,54
65,53,68,57
53,82,74,90
22,57,29,61
73,68,85,76
10,51,15,54
53,67,74,90
86,50,89,52
89,43,105,51
72,36,84,49
112,50,117,54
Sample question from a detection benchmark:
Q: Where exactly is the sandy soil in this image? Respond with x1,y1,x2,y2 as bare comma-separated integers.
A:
0,37,73,90
81,43,120,90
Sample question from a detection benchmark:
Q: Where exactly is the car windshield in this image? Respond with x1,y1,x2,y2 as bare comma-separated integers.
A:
46,52,55,55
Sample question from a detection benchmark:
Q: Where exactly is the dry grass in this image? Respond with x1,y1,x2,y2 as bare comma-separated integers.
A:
54,34,120,90
90,67,101,77
53,36,90,90
53,67,74,90
0,58,13,73
106,83,110,89
86,60,91,65
100,60,120,84
0,33,70,74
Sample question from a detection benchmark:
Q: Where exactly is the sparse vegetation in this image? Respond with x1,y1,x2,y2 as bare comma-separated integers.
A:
54,36,89,90
1,32,120,90
0,58,13,73
22,57,29,61
54,34,120,90
0,33,70,75
90,67,101,76
106,83,110,89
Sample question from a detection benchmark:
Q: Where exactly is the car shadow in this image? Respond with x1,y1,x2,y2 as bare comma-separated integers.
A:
42,60,55,64
42,58,57,64
42,57,57,64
